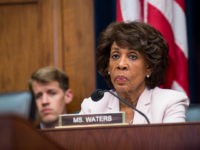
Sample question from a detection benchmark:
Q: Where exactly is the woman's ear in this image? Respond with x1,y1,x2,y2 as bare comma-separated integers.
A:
64,89,73,104
146,65,152,77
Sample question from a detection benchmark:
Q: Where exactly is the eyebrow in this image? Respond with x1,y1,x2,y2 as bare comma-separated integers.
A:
111,46,120,51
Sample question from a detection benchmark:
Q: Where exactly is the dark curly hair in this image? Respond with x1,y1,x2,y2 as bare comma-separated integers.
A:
96,21,169,89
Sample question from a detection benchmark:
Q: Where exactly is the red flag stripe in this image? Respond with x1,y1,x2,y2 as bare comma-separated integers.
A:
147,3,189,95
147,1,188,58
147,3,176,90
116,0,189,96
174,44,189,95
116,0,123,22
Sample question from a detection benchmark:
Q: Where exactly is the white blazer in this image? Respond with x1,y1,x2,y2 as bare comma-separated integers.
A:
79,87,189,124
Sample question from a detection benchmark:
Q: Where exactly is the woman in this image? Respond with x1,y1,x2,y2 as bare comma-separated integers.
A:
80,21,189,124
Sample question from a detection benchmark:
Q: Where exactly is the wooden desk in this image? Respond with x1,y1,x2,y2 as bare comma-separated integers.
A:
42,122,200,150
0,115,64,150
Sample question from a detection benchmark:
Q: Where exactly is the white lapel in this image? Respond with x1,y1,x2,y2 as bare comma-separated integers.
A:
133,88,152,124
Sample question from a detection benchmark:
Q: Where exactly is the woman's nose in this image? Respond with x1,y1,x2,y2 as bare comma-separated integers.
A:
117,56,128,70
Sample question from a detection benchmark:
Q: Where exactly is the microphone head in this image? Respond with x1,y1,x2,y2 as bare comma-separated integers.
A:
91,89,104,102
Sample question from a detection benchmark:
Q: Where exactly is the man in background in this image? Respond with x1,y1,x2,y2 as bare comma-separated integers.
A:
29,66,73,129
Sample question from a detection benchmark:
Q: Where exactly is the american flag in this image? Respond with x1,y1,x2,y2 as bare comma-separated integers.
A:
116,0,189,96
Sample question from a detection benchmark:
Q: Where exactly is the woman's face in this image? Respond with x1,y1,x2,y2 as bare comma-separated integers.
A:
108,42,151,94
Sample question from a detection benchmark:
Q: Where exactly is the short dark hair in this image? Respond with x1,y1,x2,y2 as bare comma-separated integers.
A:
29,66,69,93
96,21,169,89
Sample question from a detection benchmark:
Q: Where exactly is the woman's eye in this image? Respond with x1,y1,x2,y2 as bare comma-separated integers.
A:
111,53,119,60
129,54,137,60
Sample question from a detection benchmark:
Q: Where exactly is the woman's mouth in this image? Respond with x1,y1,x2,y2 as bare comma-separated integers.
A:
114,75,128,84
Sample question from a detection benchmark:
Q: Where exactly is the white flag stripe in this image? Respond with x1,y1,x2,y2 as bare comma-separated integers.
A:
120,0,141,21
148,0,174,23
173,1,188,58
143,0,148,22
171,81,185,94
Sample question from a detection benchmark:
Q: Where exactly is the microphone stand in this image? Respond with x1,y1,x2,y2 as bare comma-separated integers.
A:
106,90,150,124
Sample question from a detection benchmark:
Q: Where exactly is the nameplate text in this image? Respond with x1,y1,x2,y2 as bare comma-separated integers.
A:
58,112,125,126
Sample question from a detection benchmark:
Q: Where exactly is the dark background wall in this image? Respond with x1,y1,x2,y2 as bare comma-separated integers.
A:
186,0,200,103
94,0,116,90
94,0,200,103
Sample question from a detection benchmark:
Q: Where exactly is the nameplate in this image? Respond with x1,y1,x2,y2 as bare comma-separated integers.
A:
58,112,125,126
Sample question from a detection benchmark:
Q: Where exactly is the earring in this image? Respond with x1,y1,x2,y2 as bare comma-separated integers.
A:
108,71,110,75
146,74,150,78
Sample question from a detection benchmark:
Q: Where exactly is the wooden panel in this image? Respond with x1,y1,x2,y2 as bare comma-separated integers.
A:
0,0,59,92
0,0,36,4
62,0,95,112
0,0,95,113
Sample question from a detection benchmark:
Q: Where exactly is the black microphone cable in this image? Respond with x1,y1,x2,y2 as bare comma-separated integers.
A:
91,89,150,124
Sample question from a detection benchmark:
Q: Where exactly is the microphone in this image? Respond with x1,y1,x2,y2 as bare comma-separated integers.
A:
91,89,150,124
